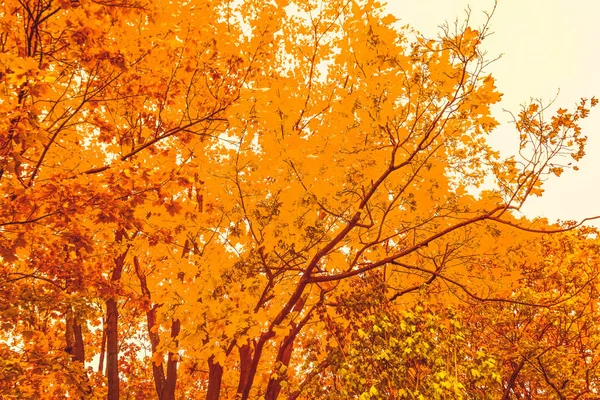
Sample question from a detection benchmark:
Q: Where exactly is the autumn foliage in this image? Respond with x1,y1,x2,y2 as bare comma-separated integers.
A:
1,0,599,399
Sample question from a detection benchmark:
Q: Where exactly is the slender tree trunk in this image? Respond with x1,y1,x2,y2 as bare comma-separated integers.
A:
73,320,85,363
264,307,315,400
65,304,90,397
206,356,224,400
161,319,181,400
147,305,166,396
264,334,295,400
106,230,129,400
501,359,525,400
239,331,275,400
65,259,85,364
240,297,315,398
66,306,75,356
134,256,180,400
106,297,119,400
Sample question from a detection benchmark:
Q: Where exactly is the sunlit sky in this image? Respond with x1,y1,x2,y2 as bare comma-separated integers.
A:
386,0,600,227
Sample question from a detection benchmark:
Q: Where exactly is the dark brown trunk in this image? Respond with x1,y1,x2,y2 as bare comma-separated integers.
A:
147,305,166,396
106,230,129,400
73,320,85,363
65,306,85,362
501,359,525,400
265,319,308,400
265,308,315,400
135,256,167,396
239,331,275,400
161,319,180,400
106,297,119,400
65,306,89,397
134,256,180,400
65,252,86,365
264,337,295,400
236,344,252,395
66,306,75,356
206,356,224,400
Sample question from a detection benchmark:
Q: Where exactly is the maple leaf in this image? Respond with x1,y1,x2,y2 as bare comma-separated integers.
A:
164,199,183,216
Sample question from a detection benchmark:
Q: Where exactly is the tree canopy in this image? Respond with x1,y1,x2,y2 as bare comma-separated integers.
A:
0,0,598,399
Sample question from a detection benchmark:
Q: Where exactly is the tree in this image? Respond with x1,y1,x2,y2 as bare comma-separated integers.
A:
294,278,503,399
466,229,600,399
0,0,597,399
299,228,600,399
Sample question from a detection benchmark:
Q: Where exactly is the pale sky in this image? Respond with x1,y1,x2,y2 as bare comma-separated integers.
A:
386,0,600,227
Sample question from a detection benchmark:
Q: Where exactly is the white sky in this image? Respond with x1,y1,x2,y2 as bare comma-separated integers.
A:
386,0,600,227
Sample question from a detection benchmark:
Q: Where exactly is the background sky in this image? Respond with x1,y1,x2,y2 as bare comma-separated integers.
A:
386,0,600,227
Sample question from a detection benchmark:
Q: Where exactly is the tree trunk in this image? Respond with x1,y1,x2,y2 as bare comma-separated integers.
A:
236,344,252,395
265,309,314,400
65,271,85,363
264,336,295,400
206,356,223,400
501,359,525,400
161,319,180,400
65,306,75,356
66,305,90,397
106,230,129,400
238,331,275,400
106,297,119,400
73,320,85,363
134,256,180,400
239,303,314,399
147,305,166,396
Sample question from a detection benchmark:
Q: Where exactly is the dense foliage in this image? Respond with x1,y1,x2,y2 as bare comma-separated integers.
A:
0,0,598,398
